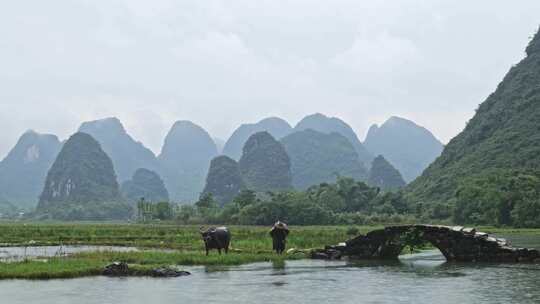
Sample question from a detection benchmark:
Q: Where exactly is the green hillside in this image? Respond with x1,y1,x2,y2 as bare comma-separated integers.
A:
368,155,406,191
239,131,292,193
406,27,540,225
36,132,128,220
201,155,245,206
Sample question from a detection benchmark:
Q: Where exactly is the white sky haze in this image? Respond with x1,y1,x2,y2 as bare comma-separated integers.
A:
1,0,539,158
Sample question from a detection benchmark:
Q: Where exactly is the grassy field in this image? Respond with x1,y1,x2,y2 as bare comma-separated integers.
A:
0,222,365,250
0,222,538,280
0,223,359,279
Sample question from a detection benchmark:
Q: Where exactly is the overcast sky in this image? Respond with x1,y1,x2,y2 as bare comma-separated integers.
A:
1,0,539,158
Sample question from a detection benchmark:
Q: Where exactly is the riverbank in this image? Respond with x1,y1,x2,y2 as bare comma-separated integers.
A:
0,223,538,280
0,223,349,279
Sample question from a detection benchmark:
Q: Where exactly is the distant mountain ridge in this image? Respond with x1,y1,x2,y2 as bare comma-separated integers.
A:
239,131,292,193
0,113,446,210
121,168,169,204
222,117,293,160
78,117,158,182
281,129,367,189
364,116,443,182
0,130,62,209
368,155,406,191
294,113,373,165
202,155,245,206
158,120,218,202
37,132,128,220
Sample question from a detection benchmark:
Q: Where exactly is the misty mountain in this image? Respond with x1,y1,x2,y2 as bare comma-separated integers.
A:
281,129,367,189
121,168,169,204
0,194,16,217
294,113,372,165
239,131,292,193
202,155,245,206
364,116,443,182
223,117,293,160
0,130,62,210
78,117,158,183
37,132,128,220
368,155,406,191
407,27,540,204
213,137,226,154
158,120,218,202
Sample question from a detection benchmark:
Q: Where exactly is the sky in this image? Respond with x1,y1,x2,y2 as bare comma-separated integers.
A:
1,0,539,159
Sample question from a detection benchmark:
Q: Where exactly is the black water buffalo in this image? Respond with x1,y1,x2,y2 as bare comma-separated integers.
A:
200,226,231,255
269,221,289,254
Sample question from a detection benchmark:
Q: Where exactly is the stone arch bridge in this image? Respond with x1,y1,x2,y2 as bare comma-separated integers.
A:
312,225,539,263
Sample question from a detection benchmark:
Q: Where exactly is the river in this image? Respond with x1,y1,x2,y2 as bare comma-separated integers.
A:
1,234,539,304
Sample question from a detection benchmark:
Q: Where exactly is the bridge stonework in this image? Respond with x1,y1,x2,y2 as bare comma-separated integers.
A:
311,225,540,263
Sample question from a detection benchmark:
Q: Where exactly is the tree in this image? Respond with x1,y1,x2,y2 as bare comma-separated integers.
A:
454,170,540,227
233,189,258,209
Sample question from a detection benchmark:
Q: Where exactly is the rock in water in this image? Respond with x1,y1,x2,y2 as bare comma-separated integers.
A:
281,129,367,189
223,117,293,160
103,262,129,276
121,168,169,204
201,156,245,206
0,130,62,210
294,113,372,166
78,117,158,183
238,132,292,192
364,116,443,182
368,155,406,191
36,132,128,220
158,121,218,202
151,267,191,277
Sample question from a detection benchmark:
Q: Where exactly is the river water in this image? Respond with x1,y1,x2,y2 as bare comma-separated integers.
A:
1,234,539,304
0,245,139,262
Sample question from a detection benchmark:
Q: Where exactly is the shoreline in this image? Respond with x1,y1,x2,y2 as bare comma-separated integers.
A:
0,224,538,280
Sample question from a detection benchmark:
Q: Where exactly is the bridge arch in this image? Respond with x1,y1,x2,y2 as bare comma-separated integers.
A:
312,225,539,263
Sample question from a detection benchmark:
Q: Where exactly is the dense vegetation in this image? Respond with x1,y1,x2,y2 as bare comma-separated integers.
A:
201,156,245,206
406,27,540,227
121,168,169,204
238,132,292,193
158,120,218,202
454,169,540,228
294,113,372,165
36,133,129,220
281,129,367,189
368,155,406,191
177,177,421,226
364,116,443,182
222,117,293,160
0,130,61,210
79,117,159,183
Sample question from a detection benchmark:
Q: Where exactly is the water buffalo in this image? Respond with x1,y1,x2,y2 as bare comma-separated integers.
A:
200,226,231,255
269,221,289,254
